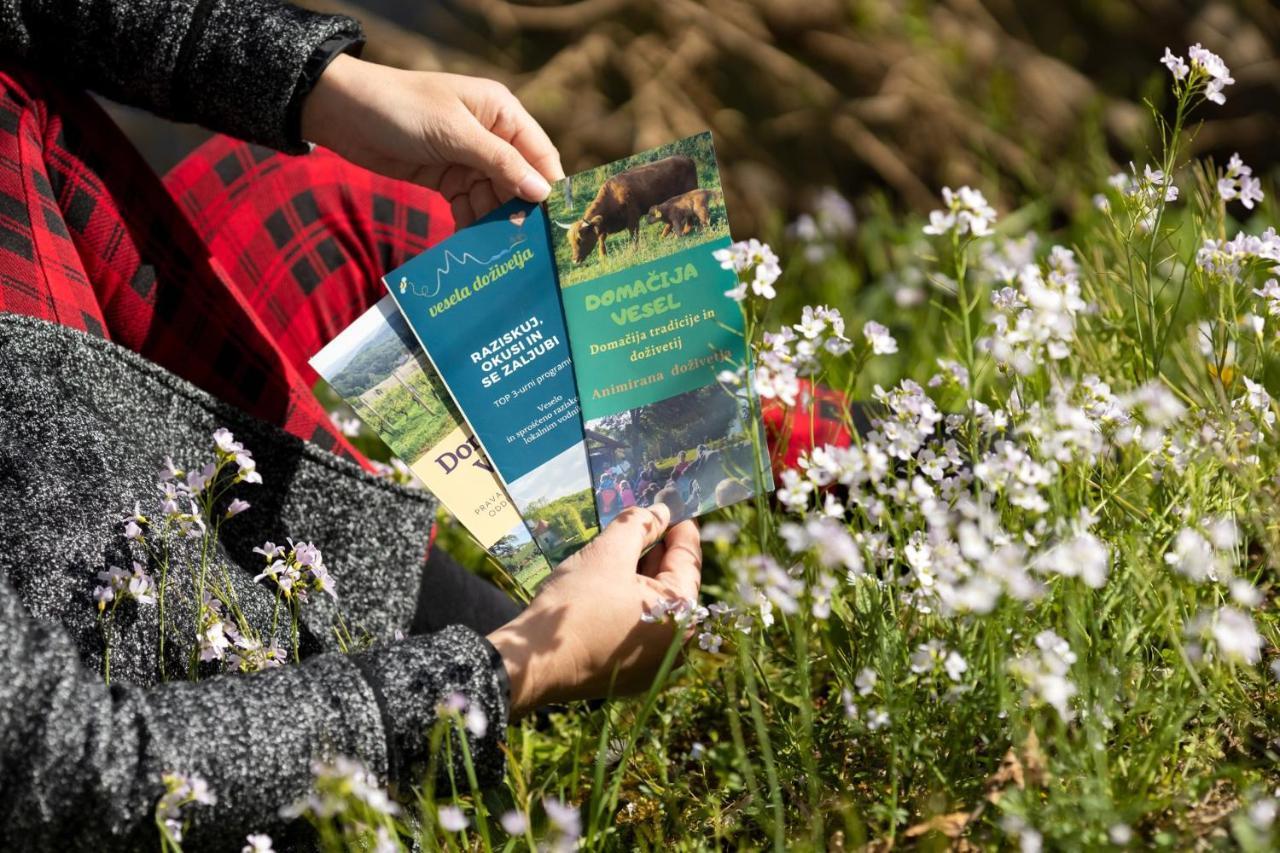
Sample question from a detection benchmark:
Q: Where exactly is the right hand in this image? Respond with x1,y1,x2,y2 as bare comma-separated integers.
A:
486,505,703,718
302,56,563,226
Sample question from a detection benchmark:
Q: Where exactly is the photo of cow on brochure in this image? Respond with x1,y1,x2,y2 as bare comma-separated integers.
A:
547,131,731,287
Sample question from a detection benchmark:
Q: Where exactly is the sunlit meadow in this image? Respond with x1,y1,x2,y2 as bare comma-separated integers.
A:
150,46,1278,851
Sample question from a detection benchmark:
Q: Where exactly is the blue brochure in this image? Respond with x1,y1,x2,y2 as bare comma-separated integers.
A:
385,200,599,563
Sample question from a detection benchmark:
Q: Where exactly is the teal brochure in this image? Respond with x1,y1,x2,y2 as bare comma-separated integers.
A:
547,131,772,526
385,201,599,563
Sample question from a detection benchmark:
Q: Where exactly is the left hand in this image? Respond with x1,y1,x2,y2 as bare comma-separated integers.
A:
301,55,564,226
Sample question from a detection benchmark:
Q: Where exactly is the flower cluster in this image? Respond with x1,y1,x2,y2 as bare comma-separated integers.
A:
922,186,998,238
282,757,401,822
1217,153,1264,210
1161,43,1234,104
93,561,156,612
1196,227,1280,278
979,245,1087,375
714,238,781,301
155,772,217,845
1009,630,1079,721
252,539,337,602
735,302,862,407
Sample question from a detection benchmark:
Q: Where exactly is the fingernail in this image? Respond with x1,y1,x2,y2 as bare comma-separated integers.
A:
517,170,552,201
650,503,671,527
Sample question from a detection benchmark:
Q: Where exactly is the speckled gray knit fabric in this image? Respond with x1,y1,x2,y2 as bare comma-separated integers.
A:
0,315,510,851
0,0,363,152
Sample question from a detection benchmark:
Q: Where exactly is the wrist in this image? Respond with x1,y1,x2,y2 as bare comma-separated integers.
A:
486,619,544,720
301,53,362,150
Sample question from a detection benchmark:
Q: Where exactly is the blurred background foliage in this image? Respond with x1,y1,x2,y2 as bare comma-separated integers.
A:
297,0,1279,237
113,1,1279,243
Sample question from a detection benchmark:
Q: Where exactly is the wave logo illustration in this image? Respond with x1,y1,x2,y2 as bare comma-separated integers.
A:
398,234,528,299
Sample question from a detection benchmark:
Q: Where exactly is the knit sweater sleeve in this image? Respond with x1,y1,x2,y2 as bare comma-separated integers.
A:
0,0,364,152
0,575,510,851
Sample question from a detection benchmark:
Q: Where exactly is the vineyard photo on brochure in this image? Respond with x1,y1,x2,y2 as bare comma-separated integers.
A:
286,44,1277,850
15,31,1280,851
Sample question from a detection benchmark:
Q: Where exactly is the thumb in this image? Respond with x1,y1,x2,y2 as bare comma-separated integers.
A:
591,505,671,571
452,118,552,203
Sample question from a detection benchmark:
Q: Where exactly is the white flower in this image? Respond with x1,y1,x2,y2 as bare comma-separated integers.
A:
199,619,230,662
943,651,969,682
1237,377,1276,428
1108,823,1133,845
1211,607,1263,664
862,320,898,355
242,834,275,853
1164,527,1216,581
922,209,955,236
697,631,724,653
839,688,858,719
854,667,877,696
1037,532,1109,589
1160,47,1189,80
700,522,739,546
714,239,780,301
156,772,217,843
1010,630,1078,721
923,186,998,238
437,805,468,833
1187,43,1234,104
910,640,945,675
464,704,488,738
1256,279,1280,317
225,498,251,519
329,411,361,437
1229,578,1262,608
1218,153,1264,210
544,797,582,840
1187,607,1263,665
500,810,529,835
866,708,890,730
1249,798,1278,831
212,427,242,455
775,468,814,512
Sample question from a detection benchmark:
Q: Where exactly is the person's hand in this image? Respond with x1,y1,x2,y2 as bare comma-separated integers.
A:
486,505,703,718
302,55,563,226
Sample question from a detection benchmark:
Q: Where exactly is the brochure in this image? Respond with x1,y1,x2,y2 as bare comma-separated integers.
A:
310,297,551,590
547,131,772,525
385,201,599,564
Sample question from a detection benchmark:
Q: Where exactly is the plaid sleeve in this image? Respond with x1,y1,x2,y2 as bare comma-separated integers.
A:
0,0,364,152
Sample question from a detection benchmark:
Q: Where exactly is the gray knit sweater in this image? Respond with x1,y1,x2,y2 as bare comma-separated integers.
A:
0,0,364,152
0,315,510,850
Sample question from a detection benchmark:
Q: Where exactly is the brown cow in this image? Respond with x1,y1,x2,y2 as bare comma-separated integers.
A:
645,189,721,237
555,156,698,263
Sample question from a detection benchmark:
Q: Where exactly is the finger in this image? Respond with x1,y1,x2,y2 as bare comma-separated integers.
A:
467,179,502,222
437,163,483,205
500,99,565,182
450,195,476,229
651,520,703,601
590,505,670,569
453,115,552,203
639,538,667,578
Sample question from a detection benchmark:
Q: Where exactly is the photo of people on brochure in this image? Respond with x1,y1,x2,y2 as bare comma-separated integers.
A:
583,383,766,525
547,131,731,288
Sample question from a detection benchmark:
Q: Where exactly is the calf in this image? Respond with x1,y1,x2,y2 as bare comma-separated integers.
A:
646,189,721,237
